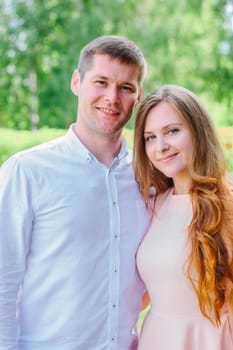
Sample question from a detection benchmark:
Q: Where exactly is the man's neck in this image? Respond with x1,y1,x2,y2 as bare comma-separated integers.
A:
73,124,123,167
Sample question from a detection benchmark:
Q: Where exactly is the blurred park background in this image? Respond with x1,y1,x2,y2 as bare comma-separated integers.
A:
0,0,233,169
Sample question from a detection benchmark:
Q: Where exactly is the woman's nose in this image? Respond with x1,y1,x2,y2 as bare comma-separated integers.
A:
156,136,170,152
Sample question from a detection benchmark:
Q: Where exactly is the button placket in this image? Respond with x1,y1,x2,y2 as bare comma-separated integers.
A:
106,169,120,344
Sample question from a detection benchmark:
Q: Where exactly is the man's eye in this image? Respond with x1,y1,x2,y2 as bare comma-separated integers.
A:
95,80,106,86
120,85,134,92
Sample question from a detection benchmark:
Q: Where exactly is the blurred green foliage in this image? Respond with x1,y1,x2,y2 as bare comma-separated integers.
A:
0,0,232,130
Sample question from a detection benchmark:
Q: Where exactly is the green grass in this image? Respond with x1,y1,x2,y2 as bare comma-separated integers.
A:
217,127,233,172
0,127,133,165
137,305,150,334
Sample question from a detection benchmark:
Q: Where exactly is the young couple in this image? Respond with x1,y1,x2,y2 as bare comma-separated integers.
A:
0,35,232,350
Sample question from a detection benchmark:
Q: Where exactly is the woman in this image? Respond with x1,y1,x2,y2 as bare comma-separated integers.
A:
134,85,233,349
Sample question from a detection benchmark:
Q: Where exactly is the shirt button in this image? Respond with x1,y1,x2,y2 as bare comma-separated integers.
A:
114,234,118,238
112,304,116,308
113,201,116,205
131,327,137,335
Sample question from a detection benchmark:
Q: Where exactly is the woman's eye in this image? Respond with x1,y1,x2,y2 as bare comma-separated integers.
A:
167,128,179,135
145,135,156,142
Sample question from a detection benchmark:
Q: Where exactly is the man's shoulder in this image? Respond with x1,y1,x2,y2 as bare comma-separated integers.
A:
18,132,69,162
1,134,68,175
15,134,67,159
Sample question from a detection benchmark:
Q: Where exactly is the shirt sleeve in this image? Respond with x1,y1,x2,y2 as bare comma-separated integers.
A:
0,157,33,349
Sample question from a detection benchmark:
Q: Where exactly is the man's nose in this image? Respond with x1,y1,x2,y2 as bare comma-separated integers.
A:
104,87,120,103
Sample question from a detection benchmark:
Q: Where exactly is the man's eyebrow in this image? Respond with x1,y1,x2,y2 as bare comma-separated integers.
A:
92,75,137,88
92,75,108,79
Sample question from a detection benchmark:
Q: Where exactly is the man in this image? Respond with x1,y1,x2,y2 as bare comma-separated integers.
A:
0,35,150,350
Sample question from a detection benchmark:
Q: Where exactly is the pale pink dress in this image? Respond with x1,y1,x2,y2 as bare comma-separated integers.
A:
136,188,233,350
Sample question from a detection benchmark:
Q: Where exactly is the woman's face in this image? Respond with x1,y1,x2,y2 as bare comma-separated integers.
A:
144,101,194,193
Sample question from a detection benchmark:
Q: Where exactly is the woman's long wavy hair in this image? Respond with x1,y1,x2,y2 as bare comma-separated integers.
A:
134,84,233,326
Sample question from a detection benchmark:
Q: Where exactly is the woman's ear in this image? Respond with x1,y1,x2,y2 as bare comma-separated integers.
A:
70,69,80,97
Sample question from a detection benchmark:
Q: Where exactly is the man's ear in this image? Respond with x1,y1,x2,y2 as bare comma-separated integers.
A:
70,69,80,96
135,87,143,107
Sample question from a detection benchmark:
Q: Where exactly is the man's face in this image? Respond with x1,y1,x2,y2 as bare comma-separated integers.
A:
71,54,142,140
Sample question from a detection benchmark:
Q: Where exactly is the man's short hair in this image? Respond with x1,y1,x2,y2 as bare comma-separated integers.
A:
78,35,147,85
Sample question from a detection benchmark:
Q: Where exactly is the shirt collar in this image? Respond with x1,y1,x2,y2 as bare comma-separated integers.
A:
65,123,129,164
116,137,128,161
